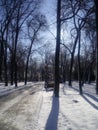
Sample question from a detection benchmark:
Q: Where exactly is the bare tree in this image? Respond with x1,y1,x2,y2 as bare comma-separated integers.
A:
61,0,95,89
25,14,47,85
9,0,41,87
60,0,81,86
94,0,98,94
54,0,61,97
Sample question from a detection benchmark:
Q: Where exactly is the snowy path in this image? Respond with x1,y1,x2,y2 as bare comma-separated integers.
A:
0,82,43,97
0,82,43,130
36,84,98,130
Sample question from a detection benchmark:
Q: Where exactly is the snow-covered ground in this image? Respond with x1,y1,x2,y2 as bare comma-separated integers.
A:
0,82,43,97
35,82,98,130
0,82,30,96
0,82,98,130
0,82,44,130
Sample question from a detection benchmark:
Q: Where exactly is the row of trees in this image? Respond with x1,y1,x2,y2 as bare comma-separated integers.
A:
0,0,98,97
0,0,47,87
54,0,98,96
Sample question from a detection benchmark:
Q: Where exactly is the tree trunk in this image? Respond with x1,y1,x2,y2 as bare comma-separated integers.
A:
69,53,73,86
14,26,19,88
54,0,61,97
0,37,4,81
78,30,83,95
69,35,78,86
4,41,8,86
25,40,34,85
10,51,14,85
25,60,28,85
10,34,15,85
95,0,98,94
4,28,9,86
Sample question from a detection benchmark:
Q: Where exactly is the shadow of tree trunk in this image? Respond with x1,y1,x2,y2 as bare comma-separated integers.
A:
45,96,59,130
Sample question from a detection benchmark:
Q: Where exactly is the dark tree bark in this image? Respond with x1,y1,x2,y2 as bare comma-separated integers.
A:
4,34,8,86
95,0,98,94
10,36,14,85
10,54,14,85
78,30,83,95
0,37,4,81
54,0,61,97
69,35,78,86
25,41,33,85
62,55,67,83
13,20,20,88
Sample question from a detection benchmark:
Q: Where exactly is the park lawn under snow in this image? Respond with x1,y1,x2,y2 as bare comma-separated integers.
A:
0,81,98,130
35,82,98,130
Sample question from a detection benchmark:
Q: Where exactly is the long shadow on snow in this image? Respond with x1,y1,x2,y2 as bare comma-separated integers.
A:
65,85,98,110
63,84,79,95
45,95,59,130
84,92,98,103
82,95,98,110
63,84,98,110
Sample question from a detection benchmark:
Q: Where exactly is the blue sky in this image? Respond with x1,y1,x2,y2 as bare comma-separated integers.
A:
31,0,57,62
41,0,56,24
40,0,70,48
40,0,57,46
